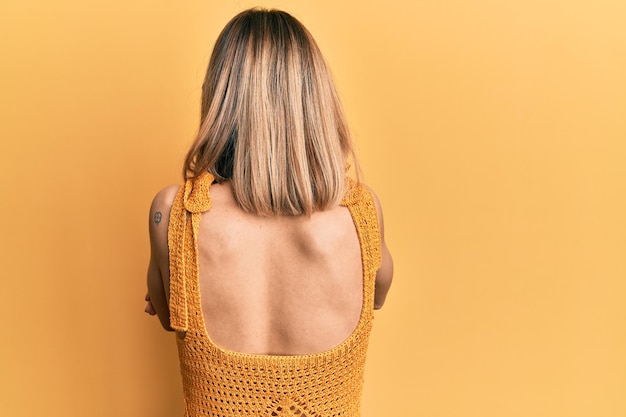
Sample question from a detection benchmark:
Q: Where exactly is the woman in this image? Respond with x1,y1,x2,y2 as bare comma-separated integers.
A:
145,8,393,416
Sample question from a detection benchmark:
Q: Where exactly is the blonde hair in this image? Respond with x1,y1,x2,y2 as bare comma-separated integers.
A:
183,8,358,216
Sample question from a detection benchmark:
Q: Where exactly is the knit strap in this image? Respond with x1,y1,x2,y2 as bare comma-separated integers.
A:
168,172,214,332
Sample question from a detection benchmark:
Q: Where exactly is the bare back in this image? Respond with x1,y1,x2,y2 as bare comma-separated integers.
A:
195,181,363,355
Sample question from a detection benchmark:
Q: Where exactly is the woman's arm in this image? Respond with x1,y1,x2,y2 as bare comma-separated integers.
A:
364,185,394,310
145,185,180,331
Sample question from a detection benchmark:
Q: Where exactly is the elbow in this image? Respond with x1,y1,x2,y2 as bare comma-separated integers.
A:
158,315,174,332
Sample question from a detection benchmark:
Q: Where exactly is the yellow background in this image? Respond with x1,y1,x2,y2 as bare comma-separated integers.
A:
1,0,624,416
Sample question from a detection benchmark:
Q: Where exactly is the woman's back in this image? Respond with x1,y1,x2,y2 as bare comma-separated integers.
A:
197,181,363,355
148,173,390,417
144,8,394,416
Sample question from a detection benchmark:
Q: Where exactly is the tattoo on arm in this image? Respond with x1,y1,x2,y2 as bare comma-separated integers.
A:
154,211,162,225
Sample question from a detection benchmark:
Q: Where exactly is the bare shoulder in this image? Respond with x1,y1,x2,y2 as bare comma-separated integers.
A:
150,185,180,214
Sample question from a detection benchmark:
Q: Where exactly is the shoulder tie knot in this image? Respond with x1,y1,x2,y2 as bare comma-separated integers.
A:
183,172,214,213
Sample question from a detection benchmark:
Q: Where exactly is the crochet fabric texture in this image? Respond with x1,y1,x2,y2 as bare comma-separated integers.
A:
167,172,382,417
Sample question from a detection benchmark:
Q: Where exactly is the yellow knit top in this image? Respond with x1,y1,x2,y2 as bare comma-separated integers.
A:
168,172,382,417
